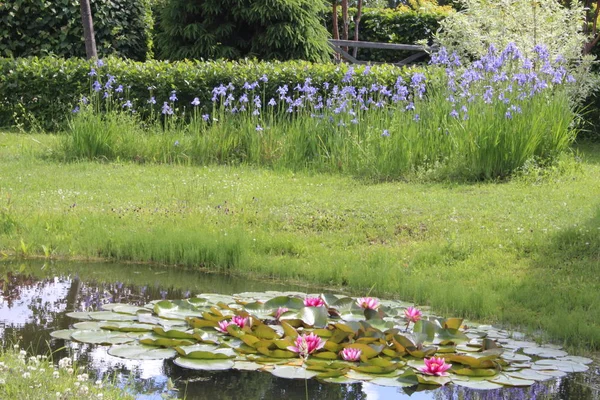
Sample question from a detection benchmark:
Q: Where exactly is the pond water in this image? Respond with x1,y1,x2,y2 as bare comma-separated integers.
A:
0,260,598,399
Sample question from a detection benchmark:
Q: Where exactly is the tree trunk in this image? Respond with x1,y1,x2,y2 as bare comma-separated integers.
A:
332,0,340,40
341,0,349,51
80,0,97,59
353,0,364,58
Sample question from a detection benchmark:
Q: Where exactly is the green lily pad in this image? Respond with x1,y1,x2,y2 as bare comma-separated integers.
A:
533,359,589,373
72,321,104,330
50,329,78,340
522,347,568,358
319,376,360,384
506,370,554,381
297,306,328,328
71,330,138,345
502,352,532,362
101,322,154,332
417,375,451,386
490,374,535,387
173,357,234,371
108,344,177,360
558,356,593,365
233,361,264,371
270,366,319,380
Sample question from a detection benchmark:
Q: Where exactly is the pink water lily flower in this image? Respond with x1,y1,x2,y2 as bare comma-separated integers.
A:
274,307,289,320
304,297,325,307
216,315,249,333
418,357,452,376
287,333,325,358
356,297,380,310
340,348,362,362
404,306,422,323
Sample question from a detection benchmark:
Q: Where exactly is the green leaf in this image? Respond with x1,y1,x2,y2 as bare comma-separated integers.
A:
298,306,328,328
270,366,319,380
71,330,138,345
173,357,234,371
108,344,177,360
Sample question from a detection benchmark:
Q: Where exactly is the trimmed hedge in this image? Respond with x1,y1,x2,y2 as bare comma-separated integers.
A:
0,0,153,61
327,7,452,63
0,56,420,131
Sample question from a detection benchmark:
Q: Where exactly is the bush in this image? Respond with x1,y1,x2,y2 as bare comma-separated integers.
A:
326,6,453,63
0,0,153,61
0,56,416,131
154,0,331,62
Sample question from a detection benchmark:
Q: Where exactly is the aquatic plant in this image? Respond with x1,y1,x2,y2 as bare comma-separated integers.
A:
51,291,592,389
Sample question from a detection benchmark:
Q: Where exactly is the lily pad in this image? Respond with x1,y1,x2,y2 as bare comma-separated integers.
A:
71,330,138,345
50,329,78,340
490,374,535,387
173,357,234,371
108,344,177,360
270,366,319,380
533,359,589,373
522,347,568,358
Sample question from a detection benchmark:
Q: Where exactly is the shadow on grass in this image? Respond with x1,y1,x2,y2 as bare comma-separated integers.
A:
573,140,600,166
507,205,600,350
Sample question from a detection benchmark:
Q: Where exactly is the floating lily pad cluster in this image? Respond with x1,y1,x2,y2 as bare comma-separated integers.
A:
51,291,592,389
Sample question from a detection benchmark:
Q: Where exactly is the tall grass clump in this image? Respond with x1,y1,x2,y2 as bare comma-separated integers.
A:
62,43,578,180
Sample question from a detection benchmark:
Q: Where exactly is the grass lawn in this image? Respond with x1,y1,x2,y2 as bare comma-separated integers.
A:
0,131,599,351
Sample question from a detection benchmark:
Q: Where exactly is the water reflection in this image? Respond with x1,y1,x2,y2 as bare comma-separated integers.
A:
0,261,597,399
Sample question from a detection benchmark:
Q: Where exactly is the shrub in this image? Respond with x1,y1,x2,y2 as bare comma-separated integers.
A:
154,0,331,62
0,56,414,131
0,0,153,61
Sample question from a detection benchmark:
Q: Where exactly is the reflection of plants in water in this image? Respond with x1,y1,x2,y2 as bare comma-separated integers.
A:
0,273,188,353
0,272,40,307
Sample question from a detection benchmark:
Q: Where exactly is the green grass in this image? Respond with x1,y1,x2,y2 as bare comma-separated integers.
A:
1,131,599,351
0,345,135,400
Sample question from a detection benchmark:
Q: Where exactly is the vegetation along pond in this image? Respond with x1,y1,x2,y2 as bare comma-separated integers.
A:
0,261,598,399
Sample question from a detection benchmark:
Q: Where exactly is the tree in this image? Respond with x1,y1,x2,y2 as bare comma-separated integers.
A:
79,0,97,59
353,0,364,57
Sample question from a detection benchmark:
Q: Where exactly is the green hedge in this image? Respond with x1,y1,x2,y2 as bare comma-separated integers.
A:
0,56,419,131
0,0,153,61
327,7,452,63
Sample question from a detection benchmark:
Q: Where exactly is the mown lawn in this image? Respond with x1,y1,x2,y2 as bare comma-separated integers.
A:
0,131,599,351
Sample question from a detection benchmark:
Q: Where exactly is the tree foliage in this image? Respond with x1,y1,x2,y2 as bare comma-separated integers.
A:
0,0,152,60
155,0,331,62
435,0,587,61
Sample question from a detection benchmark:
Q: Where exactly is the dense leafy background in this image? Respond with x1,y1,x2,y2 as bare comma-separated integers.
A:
0,0,153,61
154,0,331,62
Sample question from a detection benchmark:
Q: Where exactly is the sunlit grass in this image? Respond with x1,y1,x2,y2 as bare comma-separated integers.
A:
0,132,599,351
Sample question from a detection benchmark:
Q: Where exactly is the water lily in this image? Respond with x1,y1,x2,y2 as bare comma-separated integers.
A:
216,315,248,333
404,306,422,323
304,297,325,307
340,348,362,362
274,307,288,320
287,333,324,358
232,315,249,328
356,297,380,310
418,357,452,376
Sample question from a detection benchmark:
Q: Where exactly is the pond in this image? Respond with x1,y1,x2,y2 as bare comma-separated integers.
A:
0,260,598,399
